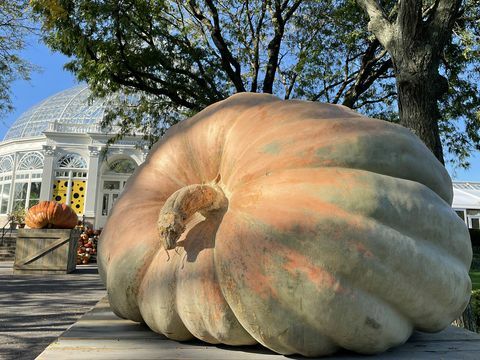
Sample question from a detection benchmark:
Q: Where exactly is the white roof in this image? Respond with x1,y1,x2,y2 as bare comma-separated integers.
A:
452,182,480,209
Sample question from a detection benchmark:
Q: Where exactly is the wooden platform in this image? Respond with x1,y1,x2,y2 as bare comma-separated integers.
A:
36,297,480,359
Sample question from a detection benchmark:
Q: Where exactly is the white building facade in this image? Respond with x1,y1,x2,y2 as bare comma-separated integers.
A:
0,85,147,229
453,182,480,230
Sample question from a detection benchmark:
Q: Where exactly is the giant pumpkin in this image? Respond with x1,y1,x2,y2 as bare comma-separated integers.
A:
98,93,472,357
25,201,78,229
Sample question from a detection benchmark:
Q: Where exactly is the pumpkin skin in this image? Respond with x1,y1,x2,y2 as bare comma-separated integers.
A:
98,93,472,357
25,201,78,229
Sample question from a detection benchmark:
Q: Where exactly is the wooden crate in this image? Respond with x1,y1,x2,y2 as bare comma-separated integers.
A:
13,229,80,274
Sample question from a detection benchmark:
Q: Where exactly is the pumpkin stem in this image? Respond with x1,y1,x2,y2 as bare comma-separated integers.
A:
157,182,227,250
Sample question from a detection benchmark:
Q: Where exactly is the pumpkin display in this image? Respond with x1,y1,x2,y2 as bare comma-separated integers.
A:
76,227,99,264
98,93,472,357
25,201,78,229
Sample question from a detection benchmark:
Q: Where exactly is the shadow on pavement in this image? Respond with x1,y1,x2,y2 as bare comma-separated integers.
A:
0,261,106,360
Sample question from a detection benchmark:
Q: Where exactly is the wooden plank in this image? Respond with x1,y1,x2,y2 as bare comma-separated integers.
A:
18,228,73,238
36,297,480,360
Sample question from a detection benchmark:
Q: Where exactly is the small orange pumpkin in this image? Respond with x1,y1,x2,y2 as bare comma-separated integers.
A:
25,201,78,229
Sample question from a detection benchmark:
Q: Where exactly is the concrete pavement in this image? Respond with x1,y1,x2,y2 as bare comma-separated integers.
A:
0,261,106,360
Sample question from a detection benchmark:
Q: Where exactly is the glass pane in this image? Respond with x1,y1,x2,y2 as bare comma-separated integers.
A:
472,218,480,229
104,181,120,190
13,200,24,211
455,210,465,220
102,194,109,216
29,199,39,207
13,183,28,210
467,209,480,216
29,182,41,200
108,159,136,174
0,183,10,214
112,193,119,206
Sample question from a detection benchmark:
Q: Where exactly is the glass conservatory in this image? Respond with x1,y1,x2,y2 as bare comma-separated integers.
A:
453,182,480,229
0,84,147,229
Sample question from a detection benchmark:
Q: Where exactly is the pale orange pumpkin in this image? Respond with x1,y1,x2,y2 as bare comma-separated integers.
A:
98,93,471,357
25,201,78,229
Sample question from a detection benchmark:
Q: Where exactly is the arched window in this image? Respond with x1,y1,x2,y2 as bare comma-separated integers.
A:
106,158,137,174
17,152,44,170
0,155,13,213
100,157,137,216
53,153,88,214
0,156,13,173
13,152,44,211
57,153,87,169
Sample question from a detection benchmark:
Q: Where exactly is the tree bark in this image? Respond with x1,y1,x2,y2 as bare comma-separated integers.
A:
395,69,446,164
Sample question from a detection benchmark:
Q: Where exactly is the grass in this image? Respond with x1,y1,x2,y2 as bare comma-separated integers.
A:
470,271,480,290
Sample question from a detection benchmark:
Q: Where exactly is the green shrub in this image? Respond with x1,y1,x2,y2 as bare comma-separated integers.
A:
470,290,480,330
472,247,480,271
470,229,480,247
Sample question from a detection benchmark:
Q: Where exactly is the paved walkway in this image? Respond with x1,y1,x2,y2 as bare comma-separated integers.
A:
0,261,106,360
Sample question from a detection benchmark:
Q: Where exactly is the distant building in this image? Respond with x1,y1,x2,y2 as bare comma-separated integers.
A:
453,182,480,229
0,85,147,229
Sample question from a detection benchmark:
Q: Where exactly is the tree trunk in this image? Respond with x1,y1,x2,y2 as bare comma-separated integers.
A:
395,70,446,164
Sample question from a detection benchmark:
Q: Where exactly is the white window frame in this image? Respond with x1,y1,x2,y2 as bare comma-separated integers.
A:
11,152,44,211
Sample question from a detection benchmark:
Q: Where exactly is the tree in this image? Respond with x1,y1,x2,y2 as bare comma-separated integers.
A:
0,1,37,119
30,1,397,140
31,0,480,168
356,0,462,164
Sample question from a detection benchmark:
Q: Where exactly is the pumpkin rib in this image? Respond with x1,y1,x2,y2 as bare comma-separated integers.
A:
221,204,468,333
224,175,470,329
213,209,414,356
138,249,194,341
206,98,449,201
230,166,468,264
221,123,450,203
173,211,256,345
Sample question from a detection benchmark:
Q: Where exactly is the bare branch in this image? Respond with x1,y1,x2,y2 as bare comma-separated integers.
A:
354,91,397,109
187,0,246,92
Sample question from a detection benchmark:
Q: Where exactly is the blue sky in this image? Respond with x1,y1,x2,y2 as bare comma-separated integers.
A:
3,36,480,182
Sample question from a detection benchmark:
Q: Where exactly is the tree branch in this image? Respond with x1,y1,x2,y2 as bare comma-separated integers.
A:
429,0,462,48
354,91,397,109
187,0,246,92
356,0,394,50
343,39,392,108
396,0,423,39
248,0,267,92
263,0,303,93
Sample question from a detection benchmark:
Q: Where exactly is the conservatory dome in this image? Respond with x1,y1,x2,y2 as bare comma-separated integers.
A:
0,84,147,230
4,84,107,140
